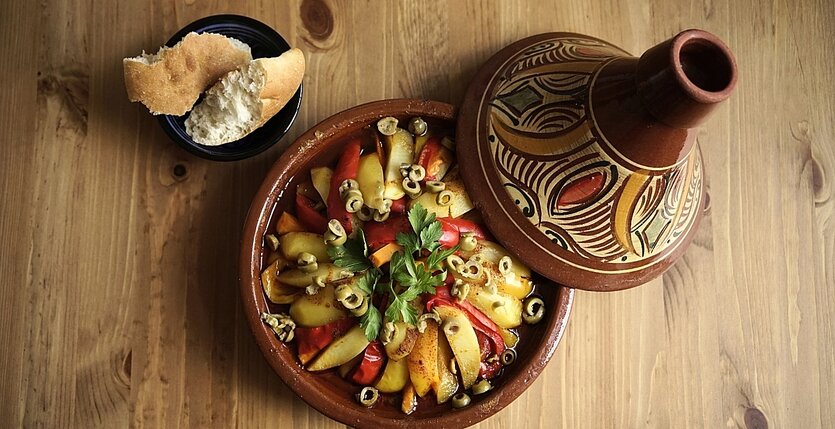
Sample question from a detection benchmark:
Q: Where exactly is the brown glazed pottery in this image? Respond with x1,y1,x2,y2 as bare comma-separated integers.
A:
457,29,737,291
240,100,575,428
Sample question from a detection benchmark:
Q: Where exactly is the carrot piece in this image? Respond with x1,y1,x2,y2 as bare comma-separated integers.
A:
276,212,306,235
370,242,403,268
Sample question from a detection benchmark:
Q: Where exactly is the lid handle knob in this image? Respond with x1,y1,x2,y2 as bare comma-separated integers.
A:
636,29,738,129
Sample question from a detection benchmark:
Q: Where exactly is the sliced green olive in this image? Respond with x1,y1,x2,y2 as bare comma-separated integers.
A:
459,233,477,252
324,231,347,246
297,252,319,273
324,219,348,246
265,234,280,251
340,291,364,310
451,392,471,408
446,254,465,271
345,193,364,213
417,310,441,333
500,349,517,366
372,209,391,222
338,179,359,198
523,296,545,325
483,270,497,294
261,312,296,343
424,180,445,193
458,260,483,279
304,284,321,296
408,117,427,136
472,379,492,395
402,178,422,197
498,256,513,276
358,386,380,407
356,205,374,221
408,165,426,182
436,190,454,206
399,163,412,178
378,198,392,214
376,117,398,136
350,298,369,317
381,321,397,345
451,280,470,301
334,283,354,301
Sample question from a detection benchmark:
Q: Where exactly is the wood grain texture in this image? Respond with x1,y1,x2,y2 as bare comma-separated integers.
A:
0,0,832,428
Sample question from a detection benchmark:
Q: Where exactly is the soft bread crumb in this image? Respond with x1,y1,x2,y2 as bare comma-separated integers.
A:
184,48,305,146
185,63,264,145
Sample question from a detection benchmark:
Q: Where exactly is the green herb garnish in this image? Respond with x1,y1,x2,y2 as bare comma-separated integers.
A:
340,204,458,340
384,203,458,325
327,230,372,272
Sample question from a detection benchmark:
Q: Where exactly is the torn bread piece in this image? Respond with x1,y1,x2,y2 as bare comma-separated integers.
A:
123,32,252,116
185,48,305,146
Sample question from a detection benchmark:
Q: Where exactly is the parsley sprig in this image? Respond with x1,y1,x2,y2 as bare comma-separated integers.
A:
385,204,458,326
327,231,382,340
325,204,457,340
327,230,372,272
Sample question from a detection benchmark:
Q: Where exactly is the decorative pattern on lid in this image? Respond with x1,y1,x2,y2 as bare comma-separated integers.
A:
487,36,702,265
458,32,712,290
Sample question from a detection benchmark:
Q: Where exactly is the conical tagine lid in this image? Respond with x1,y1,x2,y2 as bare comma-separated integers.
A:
456,29,737,291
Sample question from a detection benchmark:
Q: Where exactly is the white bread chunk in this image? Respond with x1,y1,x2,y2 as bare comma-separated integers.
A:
123,32,252,116
185,48,305,146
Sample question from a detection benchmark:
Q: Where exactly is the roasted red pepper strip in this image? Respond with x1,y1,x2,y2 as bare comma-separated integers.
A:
348,341,386,385
425,286,506,356
327,139,362,233
437,217,491,248
295,318,356,364
295,193,329,235
416,138,444,181
390,197,407,214
480,357,503,379
438,222,461,248
475,331,503,379
363,215,410,251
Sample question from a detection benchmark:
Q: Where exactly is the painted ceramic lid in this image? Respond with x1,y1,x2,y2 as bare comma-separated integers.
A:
457,31,735,291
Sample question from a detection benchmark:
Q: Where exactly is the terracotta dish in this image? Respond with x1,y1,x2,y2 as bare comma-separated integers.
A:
240,99,574,428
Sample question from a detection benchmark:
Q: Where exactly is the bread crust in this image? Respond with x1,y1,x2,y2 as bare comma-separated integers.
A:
123,32,251,116
250,48,306,130
184,48,305,146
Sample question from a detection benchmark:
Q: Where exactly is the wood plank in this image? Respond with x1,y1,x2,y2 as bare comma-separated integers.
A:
0,0,832,427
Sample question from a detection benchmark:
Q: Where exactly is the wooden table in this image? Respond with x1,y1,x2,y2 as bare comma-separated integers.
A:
1,0,832,427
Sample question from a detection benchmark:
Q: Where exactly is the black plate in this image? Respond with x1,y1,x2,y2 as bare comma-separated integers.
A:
156,15,303,161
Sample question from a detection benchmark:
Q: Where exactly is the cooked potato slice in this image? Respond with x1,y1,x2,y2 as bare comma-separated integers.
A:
408,191,450,218
279,232,330,262
261,259,299,304
375,357,410,393
310,166,333,206
443,168,475,218
466,287,523,329
383,128,414,200
289,284,349,327
460,240,531,279
407,321,439,397
358,153,386,211
277,263,351,288
434,306,480,389
307,325,370,371
401,383,417,415
434,329,459,403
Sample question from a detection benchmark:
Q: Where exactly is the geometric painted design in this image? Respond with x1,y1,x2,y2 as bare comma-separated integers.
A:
485,37,703,268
